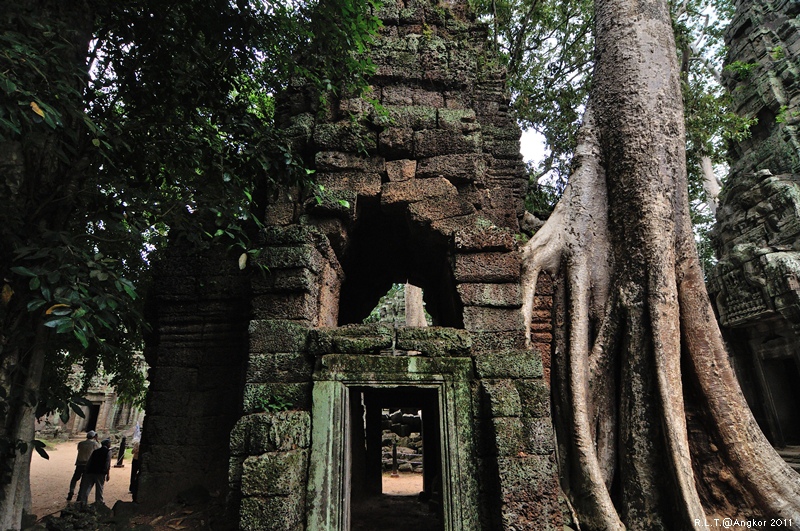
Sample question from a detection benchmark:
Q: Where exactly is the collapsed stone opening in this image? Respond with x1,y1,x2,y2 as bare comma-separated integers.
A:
363,283,432,327
349,386,444,531
336,203,462,328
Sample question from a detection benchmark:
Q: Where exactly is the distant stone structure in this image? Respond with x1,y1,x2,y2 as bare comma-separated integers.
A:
141,0,562,529
35,366,144,439
709,0,800,448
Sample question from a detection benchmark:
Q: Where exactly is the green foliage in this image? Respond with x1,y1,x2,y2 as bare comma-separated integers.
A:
724,60,757,80
470,0,594,188
473,0,741,273
252,394,293,413
363,284,405,324
0,0,381,486
525,168,560,220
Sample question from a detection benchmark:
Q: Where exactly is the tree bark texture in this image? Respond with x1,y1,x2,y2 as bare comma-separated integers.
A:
522,0,800,528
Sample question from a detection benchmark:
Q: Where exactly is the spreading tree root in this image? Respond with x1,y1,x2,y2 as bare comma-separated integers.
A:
521,110,800,529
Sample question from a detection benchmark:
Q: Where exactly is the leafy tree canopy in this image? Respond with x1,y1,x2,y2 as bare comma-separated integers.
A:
469,0,754,246
0,0,380,445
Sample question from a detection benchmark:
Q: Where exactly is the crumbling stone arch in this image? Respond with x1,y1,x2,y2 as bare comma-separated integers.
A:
144,2,563,529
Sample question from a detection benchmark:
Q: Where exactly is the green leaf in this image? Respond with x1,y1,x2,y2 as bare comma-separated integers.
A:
33,440,49,460
29,277,40,290
73,397,92,407
69,402,86,418
73,328,89,348
11,266,37,277
0,76,17,94
43,317,69,328
59,409,69,424
27,298,47,312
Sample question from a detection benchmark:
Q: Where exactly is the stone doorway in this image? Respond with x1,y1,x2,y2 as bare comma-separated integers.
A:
306,351,479,531
84,403,101,432
349,387,443,531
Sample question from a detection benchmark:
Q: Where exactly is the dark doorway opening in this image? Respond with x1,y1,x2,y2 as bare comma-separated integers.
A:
85,403,101,432
762,356,800,445
336,203,462,328
349,387,444,531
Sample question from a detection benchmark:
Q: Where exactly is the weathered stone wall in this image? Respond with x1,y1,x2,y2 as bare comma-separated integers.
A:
723,0,800,178
139,241,250,506
229,1,563,529
709,0,800,447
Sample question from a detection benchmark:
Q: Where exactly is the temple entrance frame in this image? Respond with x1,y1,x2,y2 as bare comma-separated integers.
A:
306,353,479,531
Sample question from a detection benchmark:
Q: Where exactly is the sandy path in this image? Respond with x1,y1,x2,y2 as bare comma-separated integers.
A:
381,472,423,495
29,440,134,520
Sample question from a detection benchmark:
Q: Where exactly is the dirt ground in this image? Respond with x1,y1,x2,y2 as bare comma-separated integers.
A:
353,474,442,531
31,445,430,530
29,439,134,521
381,471,423,495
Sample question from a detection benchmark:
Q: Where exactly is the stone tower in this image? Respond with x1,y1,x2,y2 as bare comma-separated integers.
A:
139,1,562,528
228,0,562,529
709,0,800,448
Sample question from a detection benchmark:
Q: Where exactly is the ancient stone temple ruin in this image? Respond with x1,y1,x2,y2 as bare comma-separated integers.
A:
709,0,800,449
140,1,561,529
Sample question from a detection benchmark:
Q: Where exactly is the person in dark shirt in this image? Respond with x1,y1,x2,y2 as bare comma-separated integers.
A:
76,439,112,505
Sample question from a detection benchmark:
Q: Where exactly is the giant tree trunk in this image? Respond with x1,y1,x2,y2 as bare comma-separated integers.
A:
521,0,800,528
0,328,46,530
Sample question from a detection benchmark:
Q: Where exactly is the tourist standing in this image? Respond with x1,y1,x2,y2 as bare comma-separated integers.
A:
66,431,99,502
76,439,112,505
129,440,141,502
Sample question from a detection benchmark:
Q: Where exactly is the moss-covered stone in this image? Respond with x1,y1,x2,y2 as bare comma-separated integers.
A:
317,354,473,380
437,108,478,133
254,245,326,273
378,105,438,130
241,449,309,497
249,319,310,353
481,379,521,417
230,411,311,456
395,326,472,356
463,306,525,332
251,268,316,296
242,382,312,413
469,330,527,353
515,379,551,418
239,495,305,531
457,282,522,308
308,324,394,354
492,417,556,457
313,121,378,153
474,349,543,379
251,291,319,321
246,352,313,383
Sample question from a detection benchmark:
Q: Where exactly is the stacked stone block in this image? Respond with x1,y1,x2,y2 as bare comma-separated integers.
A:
724,0,800,178
232,227,342,530
453,227,560,529
710,0,800,447
140,242,249,507
229,0,563,529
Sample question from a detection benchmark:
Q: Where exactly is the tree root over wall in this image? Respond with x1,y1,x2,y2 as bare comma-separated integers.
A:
520,0,800,528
